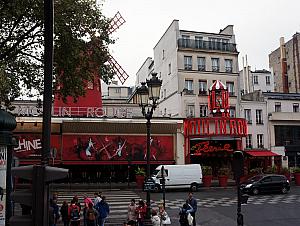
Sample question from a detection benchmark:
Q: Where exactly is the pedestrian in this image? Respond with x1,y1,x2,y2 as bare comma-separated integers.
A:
83,194,94,226
72,195,82,211
49,201,55,226
136,200,147,226
151,209,161,226
127,198,137,226
60,201,69,226
94,192,102,206
85,202,98,226
96,195,110,226
68,199,81,226
186,192,197,226
50,198,60,226
159,205,171,225
179,203,193,226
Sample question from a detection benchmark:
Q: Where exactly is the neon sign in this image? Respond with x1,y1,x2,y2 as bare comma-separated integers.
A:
191,141,233,155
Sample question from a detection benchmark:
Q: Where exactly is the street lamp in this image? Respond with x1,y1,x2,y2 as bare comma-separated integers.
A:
136,73,162,225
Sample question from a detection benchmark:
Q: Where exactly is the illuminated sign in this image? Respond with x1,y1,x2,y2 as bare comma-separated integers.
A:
190,140,236,156
184,117,247,137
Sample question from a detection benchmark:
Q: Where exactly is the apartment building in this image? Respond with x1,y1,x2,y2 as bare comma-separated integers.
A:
146,20,240,118
269,33,300,93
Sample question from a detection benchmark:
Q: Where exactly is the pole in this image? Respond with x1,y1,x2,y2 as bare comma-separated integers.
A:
146,116,151,220
42,0,54,165
5,146,13,226
237,176,243,226
161,165,166,209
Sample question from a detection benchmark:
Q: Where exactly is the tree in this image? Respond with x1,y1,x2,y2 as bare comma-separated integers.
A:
0,0,115,108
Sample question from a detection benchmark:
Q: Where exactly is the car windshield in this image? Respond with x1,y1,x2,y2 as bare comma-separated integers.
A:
247,175,264,183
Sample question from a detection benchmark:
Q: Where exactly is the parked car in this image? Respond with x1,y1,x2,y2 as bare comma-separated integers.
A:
240,174,290,195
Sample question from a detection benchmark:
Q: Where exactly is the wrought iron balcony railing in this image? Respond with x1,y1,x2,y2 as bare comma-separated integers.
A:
178,39,237,52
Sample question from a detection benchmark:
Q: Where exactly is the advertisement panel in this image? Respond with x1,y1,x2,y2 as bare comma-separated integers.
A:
0,146,7,226
13,134,61,160
62,135,174,162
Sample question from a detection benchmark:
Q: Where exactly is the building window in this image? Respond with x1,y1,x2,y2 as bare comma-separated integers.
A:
87,81,94,90
244,109,252,124
253,75,258,84
182,35,190,48
257,134,264,148
275,102,281,112
115,88,121,93
197,57,205,71
246,134,252,148
211,58,219,72
164,89,166,98
168,63,171,75
195,36,203,48
256,109,263,124
293,103,299,112
225,59,233,73
187,105,195,117
229,107,235,117
226,82,235,96
198,80,207,95
162,50,165,60
266,76,270,85
199,105,208,117
185,79,194,94
184,56,192,70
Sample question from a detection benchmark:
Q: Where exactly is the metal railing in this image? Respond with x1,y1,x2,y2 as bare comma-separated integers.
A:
178,39,237,52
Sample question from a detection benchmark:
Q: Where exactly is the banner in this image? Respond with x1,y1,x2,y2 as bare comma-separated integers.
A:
13,135,61,160
0,146,7,226
62,135,174,162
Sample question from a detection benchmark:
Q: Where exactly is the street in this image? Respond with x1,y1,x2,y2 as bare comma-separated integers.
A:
138,186,300,226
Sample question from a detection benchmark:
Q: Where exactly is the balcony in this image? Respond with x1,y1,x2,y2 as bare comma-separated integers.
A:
212,66,220,72
184,89,194,95
178,39,237,53
256,120,264,125
228,92,235,96
184,64,192,70
225,67,233,73
198,90,207,95
198,65,206,71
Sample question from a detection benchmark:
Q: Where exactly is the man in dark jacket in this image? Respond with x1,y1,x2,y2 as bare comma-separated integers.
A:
186,192,197,226
96,196,110,226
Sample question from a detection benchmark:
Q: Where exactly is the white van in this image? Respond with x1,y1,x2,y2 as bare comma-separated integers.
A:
151,164,202,192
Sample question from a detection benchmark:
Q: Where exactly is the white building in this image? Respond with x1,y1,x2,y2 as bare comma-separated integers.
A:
139,20,240,118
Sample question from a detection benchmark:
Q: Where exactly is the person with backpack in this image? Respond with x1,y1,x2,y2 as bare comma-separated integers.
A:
96,196,110,226
60,201,69,226
68,199,81,226
179,203,193,226
85,202,98,226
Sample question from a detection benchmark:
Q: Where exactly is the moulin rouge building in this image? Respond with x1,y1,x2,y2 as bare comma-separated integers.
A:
12,80,247,181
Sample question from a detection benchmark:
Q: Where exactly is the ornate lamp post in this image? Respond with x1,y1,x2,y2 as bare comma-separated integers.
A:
136,73,162,225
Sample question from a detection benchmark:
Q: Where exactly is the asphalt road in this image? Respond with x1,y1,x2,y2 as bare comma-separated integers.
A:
137,186,300,226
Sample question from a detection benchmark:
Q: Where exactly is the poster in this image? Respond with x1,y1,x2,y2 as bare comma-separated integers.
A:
0,146,7,226
62,135,174,162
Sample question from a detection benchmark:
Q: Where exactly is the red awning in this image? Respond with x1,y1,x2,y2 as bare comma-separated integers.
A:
245,150,280,157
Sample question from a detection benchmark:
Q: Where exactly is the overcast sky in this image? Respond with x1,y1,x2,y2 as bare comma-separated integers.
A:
102,0,300,86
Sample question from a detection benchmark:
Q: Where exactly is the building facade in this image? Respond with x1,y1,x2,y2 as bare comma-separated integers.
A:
269,33,300,93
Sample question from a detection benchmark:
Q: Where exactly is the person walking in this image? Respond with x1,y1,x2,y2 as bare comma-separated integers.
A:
151,209,161,226
179,203,193,226
186,192,197,226
60,201,69,226
94,192,102,206
83,194,94,226
127,199,137,226
159,205,171,225
50,199,60,226
96,195,110,226
68,199,81,226
85,202,98,226
136,200,147,226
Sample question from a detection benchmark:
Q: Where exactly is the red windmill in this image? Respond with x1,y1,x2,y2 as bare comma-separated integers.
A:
208,80,230,117
53,12,129,117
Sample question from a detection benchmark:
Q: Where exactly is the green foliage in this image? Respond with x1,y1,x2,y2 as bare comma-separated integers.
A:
0,0,115,106
264,166,277,174
218,167,229,176
249,167,263,175
280,167,289,174
135,167,146,176
294,167,300,173
202,166,212,176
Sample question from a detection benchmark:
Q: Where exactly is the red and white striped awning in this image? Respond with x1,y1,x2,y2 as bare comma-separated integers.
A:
209,80,227,90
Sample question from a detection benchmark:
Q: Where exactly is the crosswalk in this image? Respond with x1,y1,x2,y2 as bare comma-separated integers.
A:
54,189,142,226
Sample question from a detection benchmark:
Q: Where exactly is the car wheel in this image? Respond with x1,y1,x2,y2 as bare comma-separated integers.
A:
281,186,288,194
153,184,161,192
190,183,198,192
252,188,259,195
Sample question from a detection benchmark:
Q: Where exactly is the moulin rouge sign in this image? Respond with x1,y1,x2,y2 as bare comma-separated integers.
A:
184,117,247,137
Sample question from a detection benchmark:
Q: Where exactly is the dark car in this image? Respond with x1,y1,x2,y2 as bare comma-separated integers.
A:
240,174,290,195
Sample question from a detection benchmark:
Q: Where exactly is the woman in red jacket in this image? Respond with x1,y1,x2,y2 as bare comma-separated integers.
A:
136,200,147,226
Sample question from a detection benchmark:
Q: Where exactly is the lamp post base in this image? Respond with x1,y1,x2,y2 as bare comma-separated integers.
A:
144,218,153,226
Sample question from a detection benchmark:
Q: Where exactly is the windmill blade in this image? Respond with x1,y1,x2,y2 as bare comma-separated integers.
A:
108,54,129,85
108,11,126,35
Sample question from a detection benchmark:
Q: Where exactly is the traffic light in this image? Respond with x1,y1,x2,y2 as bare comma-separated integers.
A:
9,165,68,226
233,151,244,179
